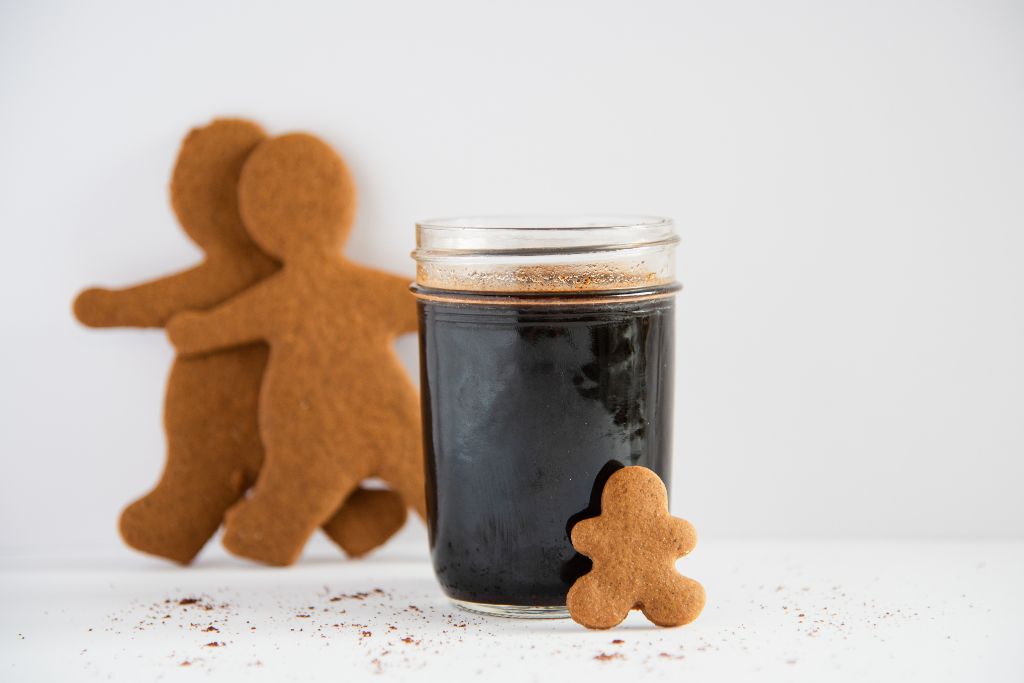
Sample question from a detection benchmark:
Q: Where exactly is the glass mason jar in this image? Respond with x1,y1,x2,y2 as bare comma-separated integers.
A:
412,216,680,618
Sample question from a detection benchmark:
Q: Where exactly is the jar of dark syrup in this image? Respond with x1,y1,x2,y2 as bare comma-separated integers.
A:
413,216,679,618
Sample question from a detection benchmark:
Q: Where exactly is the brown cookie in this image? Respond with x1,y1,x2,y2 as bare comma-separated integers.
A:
74,119,406,564
566,466,705,629
167,132,425,567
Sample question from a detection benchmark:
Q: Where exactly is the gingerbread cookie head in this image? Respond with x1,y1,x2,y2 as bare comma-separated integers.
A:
170,119,267,251
238,133,357,260
566,466,705,629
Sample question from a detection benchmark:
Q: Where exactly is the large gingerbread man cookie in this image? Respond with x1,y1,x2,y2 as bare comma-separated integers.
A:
168,132,425,566
74,119,406,564
566,466,705,629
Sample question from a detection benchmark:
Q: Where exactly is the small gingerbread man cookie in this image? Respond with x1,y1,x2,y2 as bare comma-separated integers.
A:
566,466,705,629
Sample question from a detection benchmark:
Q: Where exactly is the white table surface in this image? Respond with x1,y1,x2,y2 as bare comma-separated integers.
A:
2,535,1021,682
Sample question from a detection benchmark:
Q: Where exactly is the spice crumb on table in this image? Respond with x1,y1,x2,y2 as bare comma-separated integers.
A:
2,539,1021,682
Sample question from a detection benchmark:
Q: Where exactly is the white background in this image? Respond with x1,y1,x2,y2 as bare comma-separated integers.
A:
1,0,1022,559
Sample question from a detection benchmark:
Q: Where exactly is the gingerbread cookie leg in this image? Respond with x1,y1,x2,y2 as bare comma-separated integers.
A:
121,349,264,563
322,488,408,557
321,390,421,555
371,390,426,520
320,381,424,562
222,431,367,565
639,573,706,628
566,573,637,630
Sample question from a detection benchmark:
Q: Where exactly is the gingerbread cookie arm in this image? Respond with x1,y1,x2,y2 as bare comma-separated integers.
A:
569,516,604,556
75,261,226,329
374,271,418,335
668,517,698,556
167,276,276,354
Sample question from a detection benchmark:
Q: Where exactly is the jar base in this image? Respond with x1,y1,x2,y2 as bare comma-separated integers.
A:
450,598,570,619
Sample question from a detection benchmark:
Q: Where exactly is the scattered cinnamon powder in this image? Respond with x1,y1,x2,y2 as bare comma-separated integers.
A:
88,578,921,676
594,652,624,662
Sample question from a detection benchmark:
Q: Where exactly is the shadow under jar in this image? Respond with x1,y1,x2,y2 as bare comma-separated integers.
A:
412,216,680,618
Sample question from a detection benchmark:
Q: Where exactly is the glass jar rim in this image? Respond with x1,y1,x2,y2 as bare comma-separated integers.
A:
412,214,678,294
414,214,677,259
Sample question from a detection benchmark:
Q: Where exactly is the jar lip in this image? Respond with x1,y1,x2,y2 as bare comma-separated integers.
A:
413,214,678,292
416,214,672,231
415,214,677,258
